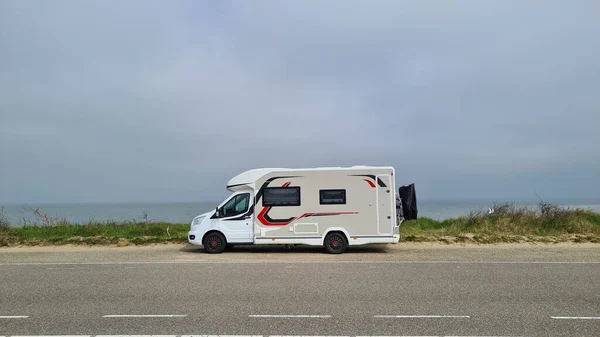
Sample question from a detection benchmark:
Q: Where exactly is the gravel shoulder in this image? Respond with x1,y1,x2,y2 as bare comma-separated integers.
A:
1,242,599,263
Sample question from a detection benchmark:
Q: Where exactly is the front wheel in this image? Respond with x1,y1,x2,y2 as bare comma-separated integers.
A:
203,232,226,254
324,232,347,254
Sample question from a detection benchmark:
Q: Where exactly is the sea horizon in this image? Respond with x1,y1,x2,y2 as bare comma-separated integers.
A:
2,198,599,227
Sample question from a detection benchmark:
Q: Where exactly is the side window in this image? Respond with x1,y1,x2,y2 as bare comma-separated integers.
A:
221,193,250,217
263,187,301,206
235,194,249,213
320,189,346,205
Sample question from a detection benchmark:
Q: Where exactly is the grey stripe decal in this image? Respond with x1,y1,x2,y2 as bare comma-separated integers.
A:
256,235,394,239
351,235,395,238
256,236,321,240
226,183,248,189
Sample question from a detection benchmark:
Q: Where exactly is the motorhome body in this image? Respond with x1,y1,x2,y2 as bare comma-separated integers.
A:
188,166,401,253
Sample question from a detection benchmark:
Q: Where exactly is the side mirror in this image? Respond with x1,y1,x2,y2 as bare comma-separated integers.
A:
215,207,219,217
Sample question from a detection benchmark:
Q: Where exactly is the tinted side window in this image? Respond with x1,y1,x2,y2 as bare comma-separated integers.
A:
221,193,250,217
263,187,301,206
320,189,346,205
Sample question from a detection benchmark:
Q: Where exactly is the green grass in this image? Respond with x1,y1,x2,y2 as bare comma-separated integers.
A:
400,203,600,243
0,221,190,247
1,202,599,247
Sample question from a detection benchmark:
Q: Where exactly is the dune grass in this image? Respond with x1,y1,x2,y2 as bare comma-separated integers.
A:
0,221,190,247
1,201,599,247
0,207,10,230
400,202,600,243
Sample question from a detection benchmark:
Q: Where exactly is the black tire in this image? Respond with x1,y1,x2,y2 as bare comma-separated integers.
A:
203,232,226,254
324,232,347,254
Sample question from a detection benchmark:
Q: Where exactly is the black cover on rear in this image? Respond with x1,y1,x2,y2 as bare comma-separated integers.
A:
399,183,418,220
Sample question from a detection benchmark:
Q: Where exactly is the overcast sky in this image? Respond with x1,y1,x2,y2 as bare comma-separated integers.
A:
1,0,599,204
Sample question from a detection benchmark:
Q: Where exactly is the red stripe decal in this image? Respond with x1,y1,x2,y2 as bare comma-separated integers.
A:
257,206,295,226
258,211,359,226
257,181,358,226
257,181,293,226
364,179,376,188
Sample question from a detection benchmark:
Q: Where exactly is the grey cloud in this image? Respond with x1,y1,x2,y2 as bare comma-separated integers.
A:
1,0,599,203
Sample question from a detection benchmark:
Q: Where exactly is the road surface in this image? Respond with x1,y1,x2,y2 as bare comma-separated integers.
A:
1,243,599,337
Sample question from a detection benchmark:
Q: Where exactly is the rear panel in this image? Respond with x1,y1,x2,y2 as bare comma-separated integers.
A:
376,174,395,234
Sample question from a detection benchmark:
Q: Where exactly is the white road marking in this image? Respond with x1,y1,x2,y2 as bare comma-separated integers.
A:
551,316,600,320
181,335,263,337
102,315,187,318
47,267,77,270
97,335,177,337
3,335,529,337
1,260,598,266
374,315,470,318
181,335,264,337
0,316,28,318
249,314,332,318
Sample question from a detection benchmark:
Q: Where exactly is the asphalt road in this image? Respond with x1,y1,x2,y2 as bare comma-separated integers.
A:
1,244,599,337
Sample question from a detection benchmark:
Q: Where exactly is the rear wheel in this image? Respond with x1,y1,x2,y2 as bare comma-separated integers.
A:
203,232,226,254
324,232,347,254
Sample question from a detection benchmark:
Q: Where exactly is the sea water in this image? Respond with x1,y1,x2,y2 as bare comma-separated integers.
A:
2,199,599,227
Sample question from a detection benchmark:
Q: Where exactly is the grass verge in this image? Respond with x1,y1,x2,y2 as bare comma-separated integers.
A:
0,222,189,247
400,202,600,244
0,201,599,247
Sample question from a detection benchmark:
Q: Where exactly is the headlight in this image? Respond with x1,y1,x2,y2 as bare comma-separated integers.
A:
192,216,205,226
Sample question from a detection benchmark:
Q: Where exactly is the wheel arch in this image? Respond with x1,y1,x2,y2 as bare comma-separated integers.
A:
202,229,228,244
322,227,350,245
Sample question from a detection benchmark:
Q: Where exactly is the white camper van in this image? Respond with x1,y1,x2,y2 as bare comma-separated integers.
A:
188,166,401,254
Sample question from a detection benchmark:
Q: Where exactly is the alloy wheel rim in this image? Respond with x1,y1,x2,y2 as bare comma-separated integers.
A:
208,236,222,250
328,236,343,251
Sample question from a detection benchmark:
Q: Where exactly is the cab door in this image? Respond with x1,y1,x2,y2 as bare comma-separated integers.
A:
216,192,253,243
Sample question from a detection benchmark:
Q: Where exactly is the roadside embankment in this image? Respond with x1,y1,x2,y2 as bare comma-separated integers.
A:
0,202,599,247
401,202,600,244
0,222,190,247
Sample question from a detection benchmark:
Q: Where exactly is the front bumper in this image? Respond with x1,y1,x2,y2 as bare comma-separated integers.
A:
187,230,203,245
